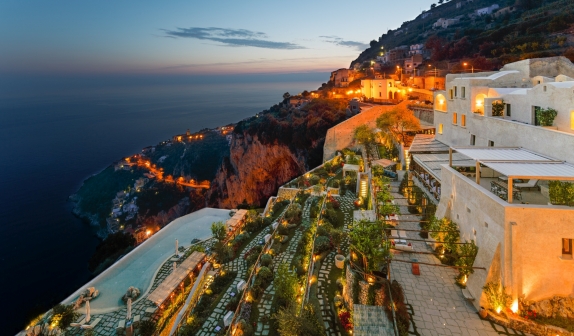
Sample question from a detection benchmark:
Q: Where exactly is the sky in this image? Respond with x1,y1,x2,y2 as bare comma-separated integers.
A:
0,0,435,76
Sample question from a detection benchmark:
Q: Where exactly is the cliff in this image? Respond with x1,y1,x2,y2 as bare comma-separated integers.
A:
208,98,349,208
208,133,306,208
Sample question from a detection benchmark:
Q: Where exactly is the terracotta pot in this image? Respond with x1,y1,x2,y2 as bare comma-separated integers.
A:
479,307,488,319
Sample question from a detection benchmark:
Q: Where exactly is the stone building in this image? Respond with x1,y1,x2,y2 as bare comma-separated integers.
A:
412,57,574,310
360,76,402,101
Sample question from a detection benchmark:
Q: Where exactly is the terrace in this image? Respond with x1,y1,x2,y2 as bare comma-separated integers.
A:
450,147,574,206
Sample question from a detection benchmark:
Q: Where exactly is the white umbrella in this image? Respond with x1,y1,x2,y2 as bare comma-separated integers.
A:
85,300,91,323
173,261,177,272
127,298,132,320
175,239,179,256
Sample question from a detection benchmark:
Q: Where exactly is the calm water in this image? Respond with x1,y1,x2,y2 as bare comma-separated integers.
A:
0,72,327,334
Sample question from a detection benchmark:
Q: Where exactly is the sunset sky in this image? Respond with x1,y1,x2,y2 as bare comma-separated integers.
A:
0,0,434,76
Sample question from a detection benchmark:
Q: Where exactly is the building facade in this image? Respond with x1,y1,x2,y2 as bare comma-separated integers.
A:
413,57,574,310
360,76,402,101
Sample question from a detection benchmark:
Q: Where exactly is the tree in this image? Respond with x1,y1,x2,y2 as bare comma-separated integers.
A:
438,0,444,3
376,106,421,144
370,40,377,48
564,47,574,62
302,90,310,97
354,125,376,146
50,304,79,329
274,262,298,307
330,229,345,254
349,219,391,273
275,304,325,336
211,221,227,242
283,92,291,100
430,3,436,8
139,320,157,336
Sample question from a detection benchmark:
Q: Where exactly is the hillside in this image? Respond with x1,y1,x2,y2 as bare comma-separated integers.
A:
352,0,574,70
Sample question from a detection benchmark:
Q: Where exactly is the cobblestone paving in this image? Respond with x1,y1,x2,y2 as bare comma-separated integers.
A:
196,228,271,335
317,191,355,336
253,197,312,336
389,173,532,336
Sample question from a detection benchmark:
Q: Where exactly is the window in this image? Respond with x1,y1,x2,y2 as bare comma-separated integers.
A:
488,140,494,147
461,87,466,98
563,239,573,258
544,86,547,92
506,104,511,117
379,92,382,97
438,123,443,134
470,134,476,145
453,112,458,124
449,89,454,99
461,114,466,127
454,86,458,97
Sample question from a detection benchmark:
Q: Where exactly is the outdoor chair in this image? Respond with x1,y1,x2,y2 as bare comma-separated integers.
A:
398,230,408,239
390,229,399,238
70,315,86,327
132,315,141,329
515,179,538,190
81,318,101,329
117,319,126,335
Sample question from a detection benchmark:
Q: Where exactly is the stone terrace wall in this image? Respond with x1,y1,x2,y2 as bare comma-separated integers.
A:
276,187,299,201
323,101,412,161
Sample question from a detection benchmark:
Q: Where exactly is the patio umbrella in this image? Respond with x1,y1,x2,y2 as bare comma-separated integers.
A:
175,239,179,256
127,298,132,320
85,300,91,323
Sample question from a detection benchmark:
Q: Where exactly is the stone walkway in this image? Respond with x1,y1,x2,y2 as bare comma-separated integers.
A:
388,173,532,336
316,191,355,336
253,197,312,336
196,227,271,335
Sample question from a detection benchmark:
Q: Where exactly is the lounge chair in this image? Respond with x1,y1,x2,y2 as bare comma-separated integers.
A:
132,315,141,329
81,318,101,329
515,179,538,190
70,315,86,327
398,230,408,239
117,320,125,335
390,230,399,238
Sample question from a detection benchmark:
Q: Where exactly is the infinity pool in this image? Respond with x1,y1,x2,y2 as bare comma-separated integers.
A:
64,208,230,314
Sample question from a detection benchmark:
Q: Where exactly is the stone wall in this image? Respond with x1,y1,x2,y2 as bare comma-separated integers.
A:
343,265,386,308
523,295,574,319
343,265,355,308
486,311,574,336
323,101,413,161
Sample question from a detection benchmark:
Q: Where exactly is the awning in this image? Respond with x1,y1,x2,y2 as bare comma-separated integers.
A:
482,162,574,180
408,134,450,154
371,159,395,168
413,153,474,182
147,251,205,306
454,147,553,162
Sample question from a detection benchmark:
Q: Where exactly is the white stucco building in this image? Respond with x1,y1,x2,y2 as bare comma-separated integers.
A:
411,57,574,310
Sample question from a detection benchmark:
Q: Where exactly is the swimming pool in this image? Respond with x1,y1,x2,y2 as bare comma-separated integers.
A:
63,208,231,314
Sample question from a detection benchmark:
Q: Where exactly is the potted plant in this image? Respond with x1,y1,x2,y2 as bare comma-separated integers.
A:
491,101,505,117
536,107,558,127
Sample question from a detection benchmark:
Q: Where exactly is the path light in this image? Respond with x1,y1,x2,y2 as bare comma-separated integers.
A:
511,300,519,314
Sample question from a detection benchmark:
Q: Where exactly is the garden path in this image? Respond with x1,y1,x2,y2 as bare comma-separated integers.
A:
316,190,355,336
388,173,532,336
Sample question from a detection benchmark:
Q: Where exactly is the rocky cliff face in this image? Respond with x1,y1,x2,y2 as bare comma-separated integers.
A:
208,132,307,208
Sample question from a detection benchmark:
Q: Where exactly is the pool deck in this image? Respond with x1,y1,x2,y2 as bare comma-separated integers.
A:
63,208,230,314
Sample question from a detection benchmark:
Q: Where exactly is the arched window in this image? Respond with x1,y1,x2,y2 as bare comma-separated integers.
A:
435,94,447,112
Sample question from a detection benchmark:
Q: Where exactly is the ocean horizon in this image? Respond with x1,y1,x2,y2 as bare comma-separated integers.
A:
0,72,328,334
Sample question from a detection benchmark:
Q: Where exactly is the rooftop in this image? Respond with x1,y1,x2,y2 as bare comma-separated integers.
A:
408,134,450,154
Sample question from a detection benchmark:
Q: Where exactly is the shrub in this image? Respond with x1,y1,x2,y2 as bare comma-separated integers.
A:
257,266,273,284
536,107,558,126
314,236,331,254
260,253,272,267
483,280,511,313
316,225,330,237
139,320,157,336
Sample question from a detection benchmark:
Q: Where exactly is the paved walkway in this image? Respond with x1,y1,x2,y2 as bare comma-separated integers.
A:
389,173,531,336
316,191,355,336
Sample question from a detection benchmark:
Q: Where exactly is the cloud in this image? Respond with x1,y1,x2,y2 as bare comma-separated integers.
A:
162,27,305,50
321,36,369,51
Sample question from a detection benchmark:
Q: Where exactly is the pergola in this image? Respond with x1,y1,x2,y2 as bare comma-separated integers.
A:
371,158,396,169
343,164,360,177
449,147,574,203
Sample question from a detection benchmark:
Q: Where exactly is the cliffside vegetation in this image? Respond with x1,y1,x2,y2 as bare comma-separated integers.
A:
234,98,348,168
353,0,574,70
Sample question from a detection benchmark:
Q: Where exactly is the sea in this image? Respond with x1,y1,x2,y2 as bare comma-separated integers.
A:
0,72,328,334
